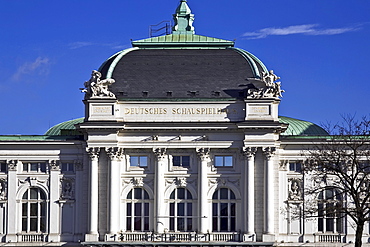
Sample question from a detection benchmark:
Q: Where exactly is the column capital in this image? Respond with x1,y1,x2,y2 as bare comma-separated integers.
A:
86,147,100,161
263,147,276,160
196,147,211,161
49,160,60,171
242,147,257,160
153,147,167,160
6,160,18,171
105,147,124,161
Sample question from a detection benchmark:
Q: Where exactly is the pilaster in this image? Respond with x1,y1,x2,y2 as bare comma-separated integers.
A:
85,147,100,241
153,148,167,233
196,148,210,233
242,147,257,240
263,147,276,239
105,147,124,237
6,160,18,242
49,160,61,242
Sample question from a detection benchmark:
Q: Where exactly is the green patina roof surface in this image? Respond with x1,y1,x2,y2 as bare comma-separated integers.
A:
42,116,327,137
132,34,234,47
279,116,328,136
45,118,84,135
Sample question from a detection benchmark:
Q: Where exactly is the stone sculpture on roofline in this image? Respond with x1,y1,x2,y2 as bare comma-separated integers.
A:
81,70,116,99
246,70,285,99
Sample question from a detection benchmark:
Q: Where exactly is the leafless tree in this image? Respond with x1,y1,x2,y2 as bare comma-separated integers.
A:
303,115,370,247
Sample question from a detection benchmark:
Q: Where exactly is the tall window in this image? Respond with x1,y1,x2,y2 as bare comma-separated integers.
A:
21,188,46,232
169,188,193,231
212,188,236,232
318,188,343,233
126,188,150,231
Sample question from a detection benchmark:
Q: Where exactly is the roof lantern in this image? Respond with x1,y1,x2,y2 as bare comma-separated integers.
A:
172,0,195,35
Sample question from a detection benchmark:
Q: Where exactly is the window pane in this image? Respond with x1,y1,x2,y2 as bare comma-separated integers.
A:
170,203,174,216
230,190,235,199
230,217,236,231
178,188,185,199
187,190,192,199
220,203,228,216
224,156,233,167
127,217,132,230
173,156,181,166
220,188,228,199
212,190,218,199
40,217,46,232
30,218,37,231
212,203,218,216
230,203,235,216
178,218,185,231
30,188,38,199
178,203,185,216
30,163,38,171
187,203,192,216
22,218,27,231
143,190,149,199
40,163,46,172
134,203,142,216
22,203,27,216
139,157,148,167
134,188,142,199
134,217,141,231
127,191,132,199
40,191,46,200
144,217,149,231
212,217,218,231
23,163,28,171
127,203,132,216
170,218,174,231
130,156,139,166
215,156,223,166
144,203,149,216
170,190,175,199
220,218,228,231
182,156,190,167
187,218,192,231
30,203,38,216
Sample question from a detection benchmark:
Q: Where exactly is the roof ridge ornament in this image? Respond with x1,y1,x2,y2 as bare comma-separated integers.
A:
172,0,195,35
81,70,116,99
246,70,285,99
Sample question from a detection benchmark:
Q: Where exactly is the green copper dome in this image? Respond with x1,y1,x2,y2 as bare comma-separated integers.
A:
279,116,328,136
45,118,84,135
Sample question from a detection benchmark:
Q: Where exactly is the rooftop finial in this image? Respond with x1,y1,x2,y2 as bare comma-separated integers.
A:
172,0,195,35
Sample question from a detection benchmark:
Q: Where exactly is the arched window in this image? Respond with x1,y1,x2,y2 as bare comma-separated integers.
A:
169,188,193,232
21,188,46,232
318,188,343,233
126,188,150,231
212,188,236,232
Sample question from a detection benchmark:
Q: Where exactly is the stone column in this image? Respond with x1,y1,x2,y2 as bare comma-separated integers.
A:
106,147,124,236
49,160,61,242
153,148,166,233
243,147,257,238
6,160,17,242
196,148,210,234
85,147,100,241
263,147,276,235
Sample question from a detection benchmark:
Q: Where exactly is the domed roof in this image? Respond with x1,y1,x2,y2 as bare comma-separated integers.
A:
279,116,328,136
97,1,268,101
45,117,328,137
45,118,84,135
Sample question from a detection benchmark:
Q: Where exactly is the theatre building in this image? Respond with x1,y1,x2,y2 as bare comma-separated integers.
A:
0,1,367,246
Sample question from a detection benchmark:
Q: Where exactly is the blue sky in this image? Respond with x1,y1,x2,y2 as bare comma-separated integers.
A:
1,0,369,135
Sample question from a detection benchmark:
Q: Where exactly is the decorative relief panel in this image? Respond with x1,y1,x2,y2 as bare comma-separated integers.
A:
60,178,75,200
0,178,7,200
288,178,302,201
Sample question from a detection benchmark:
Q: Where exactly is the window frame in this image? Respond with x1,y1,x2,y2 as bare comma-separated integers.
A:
129,155,148,168
21,187,47,233
172,155,191,168
126,188,151,232
22,162,47,173
168,188,193,232
61,162,75,174
317,188,343,233
214,155,233,168
212,188,237,232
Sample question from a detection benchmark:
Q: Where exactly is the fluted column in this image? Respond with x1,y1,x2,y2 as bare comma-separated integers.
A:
196,148,211,233
106,147,124,235
263,147,276,234
153,148,167,233
243,147,257,236
86,147,100,240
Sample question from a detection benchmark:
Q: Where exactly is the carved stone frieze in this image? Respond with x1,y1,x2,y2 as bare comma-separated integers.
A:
279,160,288,171
81,70,116,99
175,177,187,187
132,177,144,187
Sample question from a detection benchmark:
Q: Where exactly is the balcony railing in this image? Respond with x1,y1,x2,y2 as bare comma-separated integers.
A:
119,232,241,242
19,233,46,242
315,233,342,243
